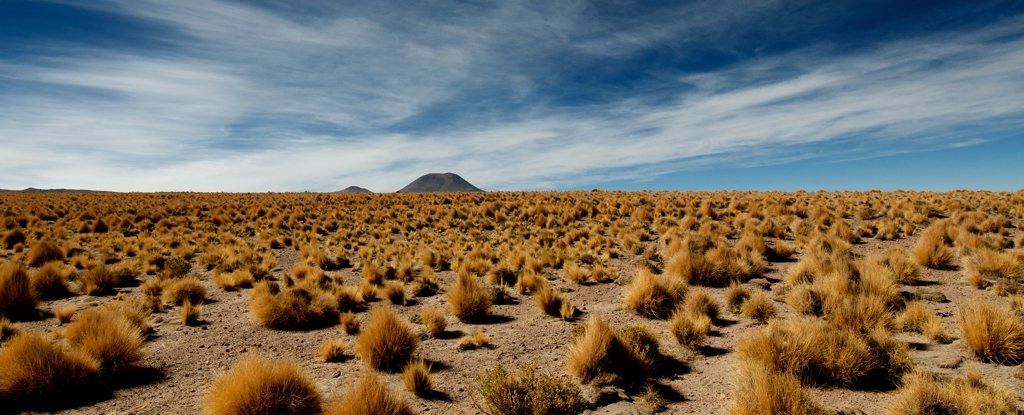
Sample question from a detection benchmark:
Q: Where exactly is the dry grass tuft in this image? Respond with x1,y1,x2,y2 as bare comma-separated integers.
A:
249,282,339,330
356,306,418,371
566,316,653,386
683,288,720,320
623,269,686,319
669,307,711,350
457,330,492,351
381,281,406,305
741,292,777,324
911,223,954,269
403,358,432,396
516,271,544,295
326,372,412,415
727,361,822,415
535,285,571,319
318,338,350,362
420,306,447,337
559,300,577,321
161,277,207,306
204,355,323,415
0,261,37,318
339,311,360,335
0,332,102,407
63,308,144,370
562,262,589,284
474,364,588,415
896,302,951,343
30,263,71,300
448,271,491,322
213,270,254,291
726,281,750,313
53,305,76,324
963,248,1023,289
0,316,16,342
27,240,64,267
958,300,1024,364
181,299,202,326
79,264,133,296
886,369,1018,415
785,284,823,316
736,317,911,388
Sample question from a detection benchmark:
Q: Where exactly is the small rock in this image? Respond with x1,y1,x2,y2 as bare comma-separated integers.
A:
333,371,341,378
748,278,771,290
914,290,949,303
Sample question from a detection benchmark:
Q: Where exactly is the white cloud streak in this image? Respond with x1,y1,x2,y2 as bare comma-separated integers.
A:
0,1,1021,191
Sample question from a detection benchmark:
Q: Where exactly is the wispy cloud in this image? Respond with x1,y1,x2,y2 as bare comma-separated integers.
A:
0,1,1021,191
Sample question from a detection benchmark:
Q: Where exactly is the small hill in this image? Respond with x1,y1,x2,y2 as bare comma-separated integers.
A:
398,173,483,193
338,186,372,193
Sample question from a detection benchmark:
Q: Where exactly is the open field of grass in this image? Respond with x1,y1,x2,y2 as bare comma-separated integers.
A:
1,191,1022,414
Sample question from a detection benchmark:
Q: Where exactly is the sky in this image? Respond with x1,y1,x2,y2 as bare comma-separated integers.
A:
1,0,1022,192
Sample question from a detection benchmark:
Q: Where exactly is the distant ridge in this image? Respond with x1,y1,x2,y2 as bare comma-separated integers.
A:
0,187,106,193
398,173,483,193
338,186,372,193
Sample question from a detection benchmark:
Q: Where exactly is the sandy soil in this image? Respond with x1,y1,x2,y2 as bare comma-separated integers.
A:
7,209,1023,415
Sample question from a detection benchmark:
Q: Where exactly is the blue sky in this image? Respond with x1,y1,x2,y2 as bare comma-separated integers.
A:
1,0,1022,192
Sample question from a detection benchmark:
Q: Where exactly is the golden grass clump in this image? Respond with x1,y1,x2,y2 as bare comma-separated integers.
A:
958,300,1024,364
0,261,37,318
339,311,360,335
824,294,894,334
318,338,349,362
53,305,76,324
474,364,588,415
562,262,589,284
249,282,339,330
536,285,573,319
895,302,951,343
448,271,491,322
161,277,207,306
741,291,777,324
516,270,544,294
911,222,954,269
63,308,144,370
27,240,64,267
736,317,911,388
726,281,751,313
381,281,406,305
785,284,823,316
727,361,822,415
325,372,412,415
0,316,16,342
355,306,419,371
79,264,132,296
0,332,101,407
623,269,686,319
669,307,711,350
962,247,1023,289
30,263,71,300
181,299,202,326
213,270,254,291
566,316,653,385
420,306,447,337
886,370,1018,415
875,248,920,284
403,358,432,396
456,330,491,351
682,288,720,320
204,355,323,415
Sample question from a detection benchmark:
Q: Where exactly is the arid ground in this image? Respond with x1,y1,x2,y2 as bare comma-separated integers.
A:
1,191,1022,414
